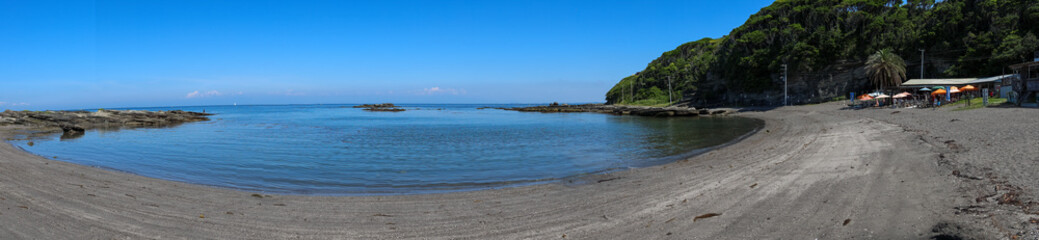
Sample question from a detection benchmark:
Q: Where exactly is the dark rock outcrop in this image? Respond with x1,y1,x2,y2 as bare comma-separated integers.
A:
502,104,731,117
0,109,213,134
353,103,397,108
363,108,406,112
60,124,85,135
354,103,406,112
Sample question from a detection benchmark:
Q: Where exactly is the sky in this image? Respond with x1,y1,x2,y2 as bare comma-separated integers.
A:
1,0,774,110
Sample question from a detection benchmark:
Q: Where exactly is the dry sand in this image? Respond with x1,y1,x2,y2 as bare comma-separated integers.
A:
0,102,1035,239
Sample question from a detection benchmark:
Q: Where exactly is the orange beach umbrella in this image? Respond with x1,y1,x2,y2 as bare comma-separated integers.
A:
858,94,874,100
961,85,976,91
931,88,947,96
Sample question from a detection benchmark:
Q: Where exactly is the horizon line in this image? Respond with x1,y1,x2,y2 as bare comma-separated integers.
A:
19,101,607,111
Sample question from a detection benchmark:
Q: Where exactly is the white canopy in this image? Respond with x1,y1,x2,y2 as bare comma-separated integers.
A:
901,74,1014,87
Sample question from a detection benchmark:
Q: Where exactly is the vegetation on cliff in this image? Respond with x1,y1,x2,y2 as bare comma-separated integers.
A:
607,0,1039,106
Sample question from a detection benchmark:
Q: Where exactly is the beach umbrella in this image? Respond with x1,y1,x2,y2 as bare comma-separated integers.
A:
949,86,961,94
893,92,911,98
961,85,977,105
919,87,932,92
857,94,874,100
931,88,947,96
875,94,891,99
933,86,945,90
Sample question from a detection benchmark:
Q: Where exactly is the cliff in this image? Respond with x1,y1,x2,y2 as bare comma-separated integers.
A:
607,0,1039,107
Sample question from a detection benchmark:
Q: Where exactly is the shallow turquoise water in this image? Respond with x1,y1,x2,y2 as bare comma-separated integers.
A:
10,104,762,195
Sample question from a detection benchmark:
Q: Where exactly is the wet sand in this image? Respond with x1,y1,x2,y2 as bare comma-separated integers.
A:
0,102,1034,239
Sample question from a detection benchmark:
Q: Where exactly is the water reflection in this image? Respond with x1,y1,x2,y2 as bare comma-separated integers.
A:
605,116,763,167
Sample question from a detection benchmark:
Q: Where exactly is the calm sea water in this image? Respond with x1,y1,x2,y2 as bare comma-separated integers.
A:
10,104,762,195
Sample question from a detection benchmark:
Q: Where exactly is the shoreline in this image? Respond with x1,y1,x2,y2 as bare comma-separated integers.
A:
501,103,736,117
0,102,1033,238
2,116,765,197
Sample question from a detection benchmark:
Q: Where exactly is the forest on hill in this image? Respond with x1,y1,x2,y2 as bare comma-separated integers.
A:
606,0,1039,106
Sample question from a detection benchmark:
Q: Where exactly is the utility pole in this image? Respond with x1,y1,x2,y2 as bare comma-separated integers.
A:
782,63,788,106
667,76,673,105
919,49,925,79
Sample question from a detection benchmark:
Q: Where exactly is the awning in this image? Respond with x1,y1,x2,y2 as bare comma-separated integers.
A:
901,74,1015,86
901,78,976,86
969,74,1015,84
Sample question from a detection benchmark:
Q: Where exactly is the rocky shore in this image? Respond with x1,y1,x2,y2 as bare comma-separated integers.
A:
503,103,732,117
0,109,212,137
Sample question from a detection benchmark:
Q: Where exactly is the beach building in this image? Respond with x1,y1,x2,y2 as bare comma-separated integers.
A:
900,75,1011,90
899,74,1012,101
1008,61,1039,106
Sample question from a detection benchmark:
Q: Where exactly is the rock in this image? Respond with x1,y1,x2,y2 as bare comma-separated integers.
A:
60,125,84,135
674,110,699,117
354,103,406,112
654,111,675,117
503,104,711,118
353,103,396,108
0,110,212,137
363,107,406,112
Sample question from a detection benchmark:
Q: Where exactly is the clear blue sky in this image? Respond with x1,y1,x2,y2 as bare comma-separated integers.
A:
1,0,773,110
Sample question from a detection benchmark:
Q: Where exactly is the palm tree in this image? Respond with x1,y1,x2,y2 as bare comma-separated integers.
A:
865,49,907,94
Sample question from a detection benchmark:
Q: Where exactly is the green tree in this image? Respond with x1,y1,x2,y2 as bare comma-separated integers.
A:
605,0,1039,106
864,49,906,93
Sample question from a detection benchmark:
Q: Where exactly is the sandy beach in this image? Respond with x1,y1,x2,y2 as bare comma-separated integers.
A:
0,102,1035,239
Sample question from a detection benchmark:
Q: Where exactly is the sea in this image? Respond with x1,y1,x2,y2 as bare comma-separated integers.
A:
8,104,763,195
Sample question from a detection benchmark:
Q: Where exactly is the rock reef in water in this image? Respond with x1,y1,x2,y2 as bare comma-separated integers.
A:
0,109,213,137
363,108,406,112
352,103,397,108
502,104,731,117
354,103,406,112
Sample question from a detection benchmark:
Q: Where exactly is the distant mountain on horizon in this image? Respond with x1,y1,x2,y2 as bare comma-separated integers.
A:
607,0,1039,107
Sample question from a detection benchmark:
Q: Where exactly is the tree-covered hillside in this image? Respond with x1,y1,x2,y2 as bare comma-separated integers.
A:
606,0,1039,106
